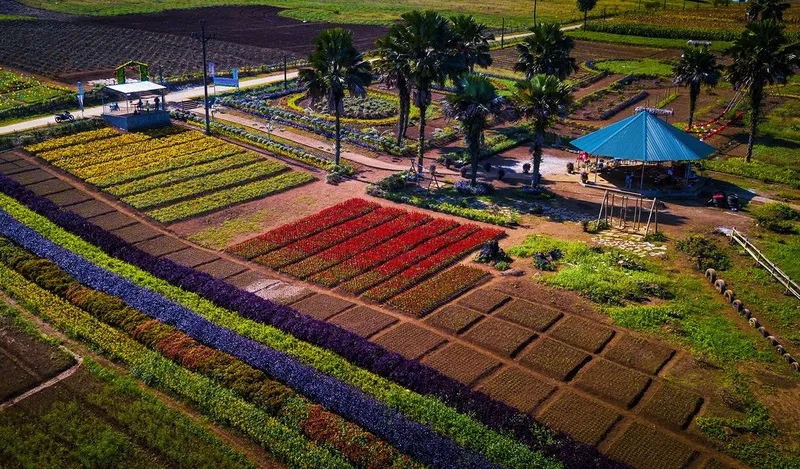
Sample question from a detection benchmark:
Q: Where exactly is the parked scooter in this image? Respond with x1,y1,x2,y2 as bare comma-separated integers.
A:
55,111,75,123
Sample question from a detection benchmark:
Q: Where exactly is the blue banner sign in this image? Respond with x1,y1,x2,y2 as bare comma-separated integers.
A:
213,67,239,88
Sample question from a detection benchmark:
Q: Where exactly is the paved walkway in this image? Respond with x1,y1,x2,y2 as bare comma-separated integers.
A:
0,71,299,136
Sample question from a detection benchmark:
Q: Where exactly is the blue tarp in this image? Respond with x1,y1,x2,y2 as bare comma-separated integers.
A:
570,111,716,162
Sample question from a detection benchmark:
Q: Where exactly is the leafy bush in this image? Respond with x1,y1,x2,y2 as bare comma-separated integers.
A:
582,219,610,233
750,203,798,234
643,231,668,242
676,235,732,270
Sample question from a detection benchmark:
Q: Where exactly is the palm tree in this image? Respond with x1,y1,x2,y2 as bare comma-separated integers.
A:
299,28,372,166
726,20,799,162
672,46,722,129
514,23,578,80
511,75,572,186
375,29,412,146
395,10,466,176
443,75,509,186
576,0,598,31
450,15,494,73
747,0,791,22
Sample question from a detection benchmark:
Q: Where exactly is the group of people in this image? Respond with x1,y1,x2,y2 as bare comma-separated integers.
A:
132,96,162,114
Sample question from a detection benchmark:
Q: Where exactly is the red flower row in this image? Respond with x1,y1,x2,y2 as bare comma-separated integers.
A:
363,228,501,302
387,265,489,317
338,223,479,295
228,198,378,259
280,212,430,279
255,207,403,268
309,218,459,288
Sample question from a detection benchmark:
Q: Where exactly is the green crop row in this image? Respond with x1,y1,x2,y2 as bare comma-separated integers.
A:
703,158,800,189
146,170,314,223
0,193,558,469
0,262,348,469
585,20,738,41
123,160,286,210
106,152,259,197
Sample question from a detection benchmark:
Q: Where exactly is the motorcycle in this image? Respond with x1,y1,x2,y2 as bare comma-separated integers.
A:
55,111,75,123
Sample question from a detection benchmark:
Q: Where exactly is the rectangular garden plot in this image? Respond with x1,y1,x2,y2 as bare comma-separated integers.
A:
603,334,675,375
536,391,621,446
638,382,703,430
573,359,652,409
24,127,313,224
478,368,556,414
605,422,697,469
547,315,615,353
518,338,590,381
424,305,484,334
494,299,563,332
462,317,535,357
421,344,501,386
385,266,489,318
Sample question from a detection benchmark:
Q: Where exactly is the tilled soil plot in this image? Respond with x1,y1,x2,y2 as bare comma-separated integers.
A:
0,20,291,80
81,6,388,55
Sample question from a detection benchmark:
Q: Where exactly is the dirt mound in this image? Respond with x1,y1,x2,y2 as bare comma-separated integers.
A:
80,6,388,55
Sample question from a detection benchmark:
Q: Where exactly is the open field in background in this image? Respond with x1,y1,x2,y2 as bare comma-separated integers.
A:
23,0,733,26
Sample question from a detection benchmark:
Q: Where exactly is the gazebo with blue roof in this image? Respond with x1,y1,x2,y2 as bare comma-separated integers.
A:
571,110,716,192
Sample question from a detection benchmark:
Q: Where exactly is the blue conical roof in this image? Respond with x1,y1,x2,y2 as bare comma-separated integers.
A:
570,111,716,162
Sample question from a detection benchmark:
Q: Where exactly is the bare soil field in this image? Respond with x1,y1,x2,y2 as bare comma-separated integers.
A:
80,6,387,55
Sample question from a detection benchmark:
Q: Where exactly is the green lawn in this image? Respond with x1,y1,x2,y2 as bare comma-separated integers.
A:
567,30,731,52
594,58,675,76
20,0,732,26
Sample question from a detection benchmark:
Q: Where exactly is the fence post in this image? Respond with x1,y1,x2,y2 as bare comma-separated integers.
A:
501,18,505,48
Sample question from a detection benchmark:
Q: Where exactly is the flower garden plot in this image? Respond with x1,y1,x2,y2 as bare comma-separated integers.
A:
360,227,502,301
309,218,458,288
518,338,591,381
279,211,430,279
535,392,622,446
421,344,501,387
255,207,404,269
386,266,490,318
457,289,511,314
547,315,615,354
122,160,287,210
602,334,675,375
228,198,379,259
424,305,484,335
605,422,697,469
23,127,119,153
573,359,652,409
373,323,447,360
478,368,556,415
639,383,702,430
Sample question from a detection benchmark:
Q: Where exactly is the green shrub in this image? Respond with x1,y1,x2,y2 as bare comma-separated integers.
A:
750,203,798,234
676,235,732,270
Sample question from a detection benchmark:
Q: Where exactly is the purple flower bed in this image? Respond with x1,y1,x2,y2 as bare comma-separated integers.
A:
0,208,496,469
0,174,620,469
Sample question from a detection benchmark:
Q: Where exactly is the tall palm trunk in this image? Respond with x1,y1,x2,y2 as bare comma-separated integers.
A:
531,134,543,187
417,102,428,176
334,99,342,166
469,125,481,186
583,11,588,31
688,82,700,129
745,83,763,163
397,79,410,146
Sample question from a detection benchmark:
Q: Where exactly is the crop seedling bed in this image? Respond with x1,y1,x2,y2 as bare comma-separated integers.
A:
290,293,355,321
605,422,697,469
573,359,652,409
536,392,621,446
194,259,248,280
518,338,591,381
456,289,511,314
603,334,675,375
462,317,535,357
424,305,484,334
421,344,501,386
639,383,702,430
327,306,397,338
374,323,447,360
494,299,564,332
547,315,615,353
478,368,556,414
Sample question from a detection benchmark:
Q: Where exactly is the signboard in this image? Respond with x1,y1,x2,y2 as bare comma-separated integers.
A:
76,81,85,111
208,62,215,78
213,67,239,88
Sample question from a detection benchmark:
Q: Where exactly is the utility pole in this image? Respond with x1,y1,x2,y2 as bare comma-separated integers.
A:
194,21,214,135
533,0,538,24
283,54,288,91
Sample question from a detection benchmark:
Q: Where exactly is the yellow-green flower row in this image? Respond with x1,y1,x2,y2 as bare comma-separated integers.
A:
23,127,120,153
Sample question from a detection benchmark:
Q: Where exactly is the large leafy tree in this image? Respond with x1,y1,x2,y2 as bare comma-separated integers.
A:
375,29,413,146
576,0,598,31
672,46,722,129
299,28,372,167
726,20,799,162
747,0,791,22
395,10,466,176
450,15,494,73
511,74,572,186
443,75,509,186
514,23,578,80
